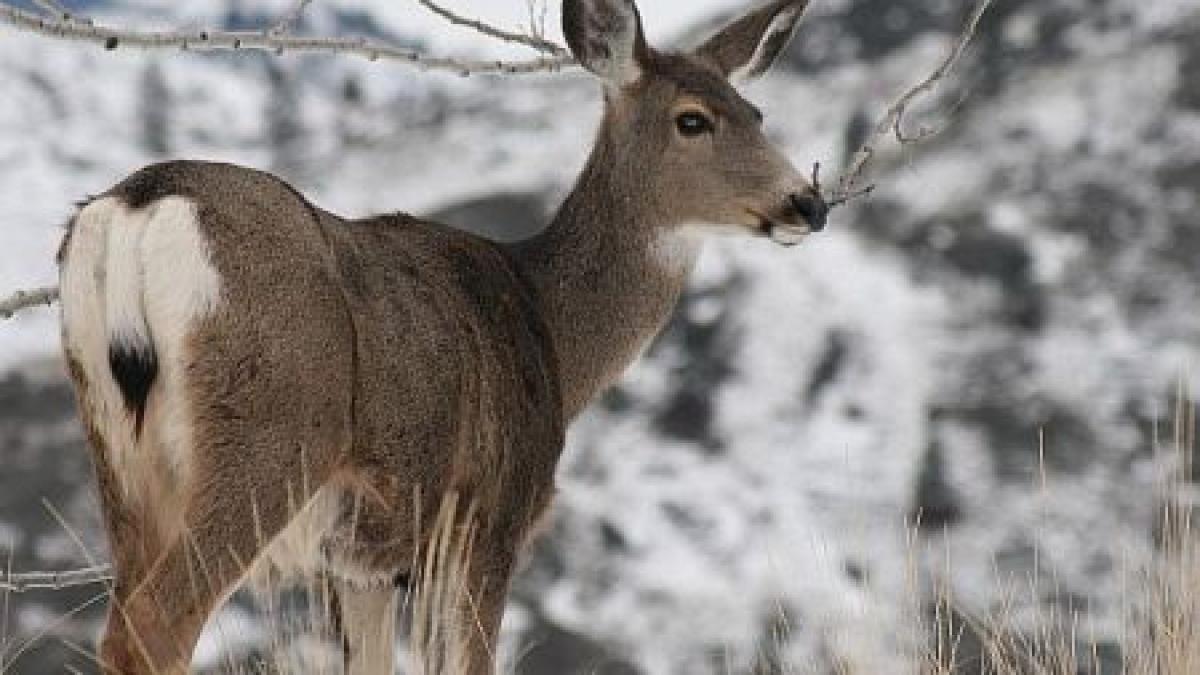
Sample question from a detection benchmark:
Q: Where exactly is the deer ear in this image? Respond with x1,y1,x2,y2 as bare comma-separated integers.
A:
694,0,808,82
562,0,648,88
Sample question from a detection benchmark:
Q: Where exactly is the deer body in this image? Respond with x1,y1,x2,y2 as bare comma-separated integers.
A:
56,1,825,672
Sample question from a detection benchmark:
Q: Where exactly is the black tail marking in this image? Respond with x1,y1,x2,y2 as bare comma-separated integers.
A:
109,340,157,437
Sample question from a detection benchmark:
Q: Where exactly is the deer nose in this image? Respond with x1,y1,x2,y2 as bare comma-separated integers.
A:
790,191,828,232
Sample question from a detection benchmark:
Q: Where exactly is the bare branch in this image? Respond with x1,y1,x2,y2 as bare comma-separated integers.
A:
0,286,60,319
830,0,995,206
32,0,64,14
0,564,113,593
269,0,314,37
33,0,70,20
0,3,574,76
418,0,567,57
32,0,93,28
525,0,551,45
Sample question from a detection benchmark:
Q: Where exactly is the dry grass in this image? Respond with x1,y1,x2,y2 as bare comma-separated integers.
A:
915,389,1199,675
2,399,1198,674
212,489,486,675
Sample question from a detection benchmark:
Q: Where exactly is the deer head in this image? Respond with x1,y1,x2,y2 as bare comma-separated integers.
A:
562,0,825,246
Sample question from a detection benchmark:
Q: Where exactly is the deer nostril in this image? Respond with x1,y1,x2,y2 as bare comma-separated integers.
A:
790,192,829,232
787,192,825,230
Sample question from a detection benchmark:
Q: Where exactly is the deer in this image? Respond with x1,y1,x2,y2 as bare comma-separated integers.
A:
55,0,827,672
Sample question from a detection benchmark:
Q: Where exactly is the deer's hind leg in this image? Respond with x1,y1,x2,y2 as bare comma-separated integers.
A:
114,352,353,664
60,195,357,673
100,330,355,674
330,577,400,675
59,198,188,670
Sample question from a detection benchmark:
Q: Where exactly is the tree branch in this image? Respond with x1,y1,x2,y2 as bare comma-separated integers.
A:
525,0,552,47
0,564,113,593
418,0,568,57
268,0,313,37
0,286,59,319
0,3,574,76
828,0,996,207
32,0,72,22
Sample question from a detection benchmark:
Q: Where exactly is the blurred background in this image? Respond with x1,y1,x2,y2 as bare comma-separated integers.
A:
1,0,1198,672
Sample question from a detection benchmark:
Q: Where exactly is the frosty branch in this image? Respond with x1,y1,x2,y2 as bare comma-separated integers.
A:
268,0,313,37
0,0,574,75
0,564,112,593
418,0,567,57
32,0,76,23
0,286,59,319
827,0,996,207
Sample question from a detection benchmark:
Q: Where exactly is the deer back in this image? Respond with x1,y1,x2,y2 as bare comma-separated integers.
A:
326,212,564,524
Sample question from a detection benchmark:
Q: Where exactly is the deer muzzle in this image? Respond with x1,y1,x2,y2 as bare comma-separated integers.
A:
789,191,828,232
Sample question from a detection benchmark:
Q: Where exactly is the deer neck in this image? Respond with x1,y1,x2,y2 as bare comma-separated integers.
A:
510,128,701,420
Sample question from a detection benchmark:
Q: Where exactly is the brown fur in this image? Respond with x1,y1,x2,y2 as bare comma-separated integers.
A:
57,1,818,672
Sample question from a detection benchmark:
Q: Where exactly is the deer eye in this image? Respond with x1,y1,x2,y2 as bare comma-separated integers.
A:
675,111,714,137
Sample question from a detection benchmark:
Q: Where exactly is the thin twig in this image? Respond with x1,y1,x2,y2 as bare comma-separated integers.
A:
0,564,113,593
32,0,66,14
1,590,108,672
417,0,567,56
0,498,117,605
830,0,995,206
525,0,551,46
0,3,574,75
0,286,59,319
31,0,85,24
268,0,313,36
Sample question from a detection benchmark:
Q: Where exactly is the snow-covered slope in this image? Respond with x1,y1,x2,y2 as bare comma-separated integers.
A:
1,0,1198,673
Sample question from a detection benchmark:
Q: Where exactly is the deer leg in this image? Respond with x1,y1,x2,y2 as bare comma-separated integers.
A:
91,461,163,675
61,355,171,672
410,532,514,675
331,578,400,675
461,546,517,675
98,453,339,674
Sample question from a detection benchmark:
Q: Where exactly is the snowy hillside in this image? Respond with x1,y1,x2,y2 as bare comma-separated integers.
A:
1,0,1199,673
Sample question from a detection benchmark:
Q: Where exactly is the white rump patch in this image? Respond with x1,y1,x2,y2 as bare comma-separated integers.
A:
139,197,222,341
103,207,153,351
60,196,222,513
61,199,133,480
139,197,222,487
